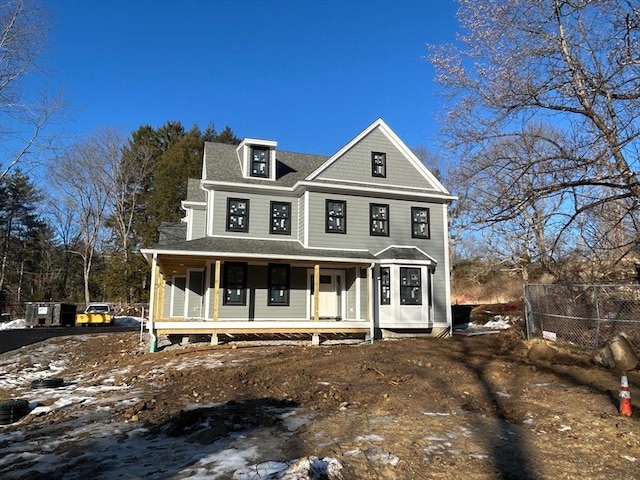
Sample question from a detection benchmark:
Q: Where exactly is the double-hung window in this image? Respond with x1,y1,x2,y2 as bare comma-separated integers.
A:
372,152,386,178
411,207,430,239
326,199,346,233
224,262,247,305
400,267,422,305
370,203,389,236
268,264,290,306
270,201,291,235
227,198,249,232
380,267,391,305
251,147,269,178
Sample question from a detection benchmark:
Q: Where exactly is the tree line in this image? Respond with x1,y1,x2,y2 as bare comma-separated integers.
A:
0,122,239,315
430,0,640,288
5,0,640,314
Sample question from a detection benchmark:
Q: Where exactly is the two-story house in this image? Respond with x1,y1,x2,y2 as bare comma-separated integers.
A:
141,119,455,350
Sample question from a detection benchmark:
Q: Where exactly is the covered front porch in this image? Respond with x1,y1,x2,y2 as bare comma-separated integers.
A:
144,247,376,349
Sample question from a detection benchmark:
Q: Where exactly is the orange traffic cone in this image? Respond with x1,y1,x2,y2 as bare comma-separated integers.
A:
620,375,632,417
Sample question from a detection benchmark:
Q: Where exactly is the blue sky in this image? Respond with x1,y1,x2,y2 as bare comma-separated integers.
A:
43,0,459,156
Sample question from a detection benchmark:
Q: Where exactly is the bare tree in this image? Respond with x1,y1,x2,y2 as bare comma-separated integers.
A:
48,129,121,305
0,0,60,179
429,0,640,276
106,133,155,260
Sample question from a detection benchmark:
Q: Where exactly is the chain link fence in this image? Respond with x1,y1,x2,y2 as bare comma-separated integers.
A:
525,284,640,350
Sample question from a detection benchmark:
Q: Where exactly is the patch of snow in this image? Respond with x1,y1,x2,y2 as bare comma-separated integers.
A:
0,318,26,330
233,456,344,480
470,453,490,460
0,316,144,330
354,434,384,442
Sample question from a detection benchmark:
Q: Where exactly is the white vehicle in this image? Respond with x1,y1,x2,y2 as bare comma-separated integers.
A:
76,303,116,326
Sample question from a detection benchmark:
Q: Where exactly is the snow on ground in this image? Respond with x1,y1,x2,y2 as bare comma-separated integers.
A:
0,314,519,479
0,316,144,330
0,333,345,480
453,316,515,336
0,318,27,330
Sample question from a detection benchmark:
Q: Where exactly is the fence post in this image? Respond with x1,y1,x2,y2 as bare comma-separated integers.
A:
524,284,533,339
594,285,602,348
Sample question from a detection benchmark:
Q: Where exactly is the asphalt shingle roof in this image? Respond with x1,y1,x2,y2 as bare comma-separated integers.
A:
375,247,434,262
203,143,328,187
185,178,206,202
149,236,376,261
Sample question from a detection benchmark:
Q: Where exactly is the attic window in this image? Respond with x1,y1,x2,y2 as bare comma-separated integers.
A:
251,146,269,177
372,152,386,178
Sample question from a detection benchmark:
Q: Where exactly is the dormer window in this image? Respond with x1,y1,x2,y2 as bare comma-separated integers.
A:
236,138,278,180
251,147,269,178
372,152,386,178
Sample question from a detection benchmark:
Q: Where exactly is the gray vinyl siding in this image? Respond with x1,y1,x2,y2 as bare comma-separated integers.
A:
359,267,368,319
190,207,207,240
211,264,308,320
345,268,357,319
307,192,449,325
187,270,204,318
297,196,305,243
163,278,172,317
252,266,307,319
315,128,440,190
344,267,368,320
307,192,445,256
211,191,299,240
172,276,186,317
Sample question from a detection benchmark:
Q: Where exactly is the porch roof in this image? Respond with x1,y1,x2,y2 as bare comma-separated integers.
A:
374,246,437,263
141,236,377,264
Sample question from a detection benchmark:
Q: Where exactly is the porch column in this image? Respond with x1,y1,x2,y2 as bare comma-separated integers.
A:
314,264,320,321
368,263,374,343
213,260,221,321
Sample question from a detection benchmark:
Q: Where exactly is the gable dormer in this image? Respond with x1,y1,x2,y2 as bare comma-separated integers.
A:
236,138,278,180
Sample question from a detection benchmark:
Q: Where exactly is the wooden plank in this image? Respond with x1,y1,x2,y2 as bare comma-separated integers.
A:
154,263,163,321
157,327,370,335
213,260,220,321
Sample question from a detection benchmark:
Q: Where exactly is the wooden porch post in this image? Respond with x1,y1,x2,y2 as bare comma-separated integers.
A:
154,264,163,321
314,264,320,321
213,260,221,321
156,268,166,321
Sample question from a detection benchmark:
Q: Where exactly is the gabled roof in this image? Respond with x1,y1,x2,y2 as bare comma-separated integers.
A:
307,118,451,195
201,119,453,203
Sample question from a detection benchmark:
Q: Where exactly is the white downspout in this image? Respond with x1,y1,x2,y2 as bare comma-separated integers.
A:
148,253,158,352
368,262,375,344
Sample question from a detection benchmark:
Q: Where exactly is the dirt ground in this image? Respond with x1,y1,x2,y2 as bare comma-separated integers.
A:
2,322,640,479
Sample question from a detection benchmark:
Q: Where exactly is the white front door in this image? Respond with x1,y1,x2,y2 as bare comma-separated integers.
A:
318,274,337,317
310,271,343,319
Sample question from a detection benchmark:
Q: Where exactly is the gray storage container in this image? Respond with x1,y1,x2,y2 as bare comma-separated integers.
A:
25,302,77,327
